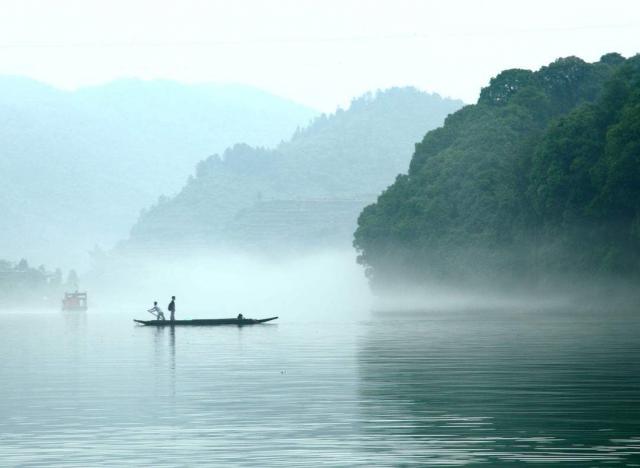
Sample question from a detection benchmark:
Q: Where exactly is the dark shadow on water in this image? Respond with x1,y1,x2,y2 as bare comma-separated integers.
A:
356,308,640,465
169,325,175,370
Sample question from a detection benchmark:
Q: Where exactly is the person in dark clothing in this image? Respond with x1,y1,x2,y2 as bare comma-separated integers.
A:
237,313,244,321
168,296,176,321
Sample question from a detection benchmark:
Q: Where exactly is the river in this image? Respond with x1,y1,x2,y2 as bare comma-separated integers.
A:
1,307,638,466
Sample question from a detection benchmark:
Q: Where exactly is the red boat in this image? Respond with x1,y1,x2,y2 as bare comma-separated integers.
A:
62,292,88,311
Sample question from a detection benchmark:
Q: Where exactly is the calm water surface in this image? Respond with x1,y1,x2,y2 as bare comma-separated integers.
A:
1,308,639,466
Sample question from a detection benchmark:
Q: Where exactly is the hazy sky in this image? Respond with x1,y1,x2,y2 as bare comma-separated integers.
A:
1,0,639,111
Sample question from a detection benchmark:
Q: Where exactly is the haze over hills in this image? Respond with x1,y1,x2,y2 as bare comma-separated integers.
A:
355,53,640,293
0,77,317,269
125,87,464,254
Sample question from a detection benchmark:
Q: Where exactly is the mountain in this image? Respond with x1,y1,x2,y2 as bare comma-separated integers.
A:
125,87,464,253
354,53,640,291
0,77,317,269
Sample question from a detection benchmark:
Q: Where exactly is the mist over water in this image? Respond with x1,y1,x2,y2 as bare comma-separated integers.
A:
88,249,372,321
3,246,639,466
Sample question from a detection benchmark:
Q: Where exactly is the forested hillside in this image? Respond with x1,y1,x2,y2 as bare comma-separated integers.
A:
354,53,640,290
125,88,463,253
0,78,316,269
0,258,76,308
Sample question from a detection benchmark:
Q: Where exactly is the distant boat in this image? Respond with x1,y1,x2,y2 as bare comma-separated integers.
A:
61,291,88,311
133,316,278,326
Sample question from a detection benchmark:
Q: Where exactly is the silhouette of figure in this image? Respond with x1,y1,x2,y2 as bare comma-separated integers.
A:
237,313,244,321
168,296,176,321
147,301,165,320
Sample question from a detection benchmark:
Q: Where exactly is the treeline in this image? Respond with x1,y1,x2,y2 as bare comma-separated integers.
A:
0,258,78,307
354,53,640,291
0,77,316,270
125,87,463,252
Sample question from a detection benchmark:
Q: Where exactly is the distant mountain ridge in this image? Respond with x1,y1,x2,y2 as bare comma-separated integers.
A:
0,77,317,269
125,87,464,253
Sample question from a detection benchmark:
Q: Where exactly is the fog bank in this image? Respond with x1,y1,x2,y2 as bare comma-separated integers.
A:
87,249,372,321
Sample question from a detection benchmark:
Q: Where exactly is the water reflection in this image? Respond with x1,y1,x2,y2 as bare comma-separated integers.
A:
169,325,175,370
356,309,640,465
61,309,87,330
1,309,639,466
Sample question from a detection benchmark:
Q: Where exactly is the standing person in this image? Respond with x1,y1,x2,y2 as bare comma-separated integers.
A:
168,296,176,321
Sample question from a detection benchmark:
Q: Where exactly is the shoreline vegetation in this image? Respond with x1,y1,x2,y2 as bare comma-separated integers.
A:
355,53,640,297
0,258,78,308
123,88,462,253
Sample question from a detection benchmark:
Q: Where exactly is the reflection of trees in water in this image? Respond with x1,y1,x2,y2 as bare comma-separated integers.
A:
356,310,640,465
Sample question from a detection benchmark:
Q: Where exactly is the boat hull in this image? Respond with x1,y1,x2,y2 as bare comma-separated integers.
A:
134,316,278,326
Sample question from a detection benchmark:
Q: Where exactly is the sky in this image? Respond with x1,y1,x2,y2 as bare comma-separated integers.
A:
1,0,639,111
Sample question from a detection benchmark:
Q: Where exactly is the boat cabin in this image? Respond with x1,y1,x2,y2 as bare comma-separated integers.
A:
62,291,88,311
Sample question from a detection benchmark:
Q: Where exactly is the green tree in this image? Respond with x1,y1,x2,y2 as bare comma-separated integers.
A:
355,53,640,290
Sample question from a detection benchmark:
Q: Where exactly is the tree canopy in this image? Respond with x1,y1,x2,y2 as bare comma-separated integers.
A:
354,54,640,290
126,88,463,253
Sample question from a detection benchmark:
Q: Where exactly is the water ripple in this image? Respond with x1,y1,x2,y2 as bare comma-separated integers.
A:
0,309,639,466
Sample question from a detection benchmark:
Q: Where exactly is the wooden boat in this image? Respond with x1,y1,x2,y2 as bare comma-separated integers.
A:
134,316,278,326
62,291,88,311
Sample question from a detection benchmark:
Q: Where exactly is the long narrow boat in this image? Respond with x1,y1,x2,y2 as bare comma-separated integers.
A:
133,316,278,326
